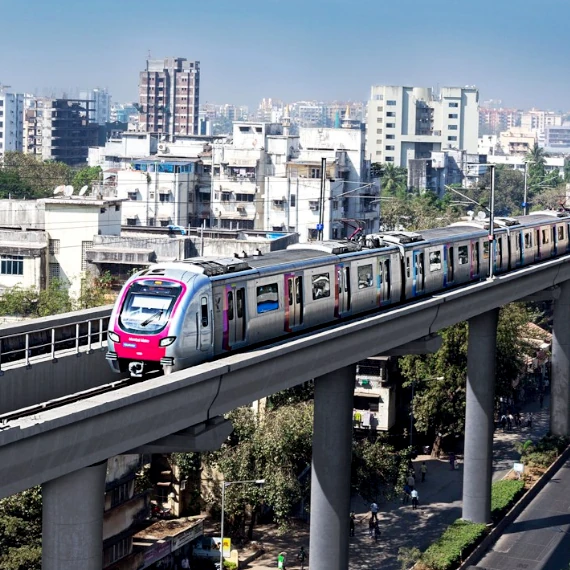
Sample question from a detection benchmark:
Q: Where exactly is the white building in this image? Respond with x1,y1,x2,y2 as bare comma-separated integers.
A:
0,90,24,155
366,85,479,168
80,88,111,125
0,197,123,298
521,109,562,135
88,132,158,168
486,154,565,177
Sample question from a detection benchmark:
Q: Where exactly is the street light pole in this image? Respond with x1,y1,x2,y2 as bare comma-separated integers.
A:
523,161,529,216
410,380,415,448
489,164,496,280
220,479,265,570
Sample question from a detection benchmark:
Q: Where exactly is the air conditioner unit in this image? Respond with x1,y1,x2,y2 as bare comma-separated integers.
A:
158,143,169,152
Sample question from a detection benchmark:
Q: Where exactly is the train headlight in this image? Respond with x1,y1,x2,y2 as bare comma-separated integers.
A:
159,337,177,347
108,331,120,343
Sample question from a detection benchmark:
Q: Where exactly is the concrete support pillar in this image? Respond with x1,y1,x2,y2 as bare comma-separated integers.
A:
551,280,570,436
309,366,355,570
42,462,107,570
463,309,498,524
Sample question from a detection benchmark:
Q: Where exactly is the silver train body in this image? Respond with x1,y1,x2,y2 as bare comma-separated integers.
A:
106,212,570,377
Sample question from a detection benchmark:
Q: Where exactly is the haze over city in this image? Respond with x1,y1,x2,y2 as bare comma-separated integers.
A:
2,0,569,108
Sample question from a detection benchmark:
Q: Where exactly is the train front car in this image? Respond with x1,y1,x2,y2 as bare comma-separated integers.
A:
106,268,212,377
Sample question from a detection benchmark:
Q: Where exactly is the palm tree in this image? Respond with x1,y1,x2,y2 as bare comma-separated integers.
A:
381,163,407,195
525,142,548,167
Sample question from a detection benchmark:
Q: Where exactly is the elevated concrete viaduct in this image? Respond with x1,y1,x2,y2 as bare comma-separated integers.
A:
1,255,570,569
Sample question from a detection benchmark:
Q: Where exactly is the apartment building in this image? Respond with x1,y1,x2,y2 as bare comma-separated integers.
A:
80,87,112,125
0,90,24,155
478,107,521,136
23,98,98,165
521,108,562,134
366,85,479,168
139,58,200,139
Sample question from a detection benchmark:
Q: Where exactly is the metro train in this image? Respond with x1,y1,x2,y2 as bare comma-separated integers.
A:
106,211,570,378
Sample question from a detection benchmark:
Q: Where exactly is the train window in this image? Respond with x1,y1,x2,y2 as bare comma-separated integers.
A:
288,278,293,305
429,251,442,271
385,260,391,299
559,226,565,241
542,229,549,244
358,265,373,289
227,292,234,321
458,246,468,265
552,227,556,244
524,232,533,249
473,243,480,274
312,273,331,299
257,284,279,313
448,246,455,281
483,241,489,260
406,257,411,278
201,297,208,327
236,288,245,319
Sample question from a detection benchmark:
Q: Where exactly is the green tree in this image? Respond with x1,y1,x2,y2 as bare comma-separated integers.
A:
72,166,102,193
0,170,34,199
0,279,72,318
526,143,548,194
0,487,42,570
399,304,534,455
77,271,115,309
2,152,71,198
379,163,408,195
472,165,525,215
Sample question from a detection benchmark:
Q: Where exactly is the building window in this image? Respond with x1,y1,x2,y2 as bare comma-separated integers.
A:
447,136,457,141
290,195,296,207
127,191,138,200
386,111,396,117
385,145,395,151
448,114,458,119
0,255,23,275
386,134,395,139
81,241,93,271
449,102,459,108
111,482,130,507
49,262,60,279
377,106,383,112
310,168,321,179
448,125,458,130
376,129,382,134
257,283,279,313
103,537,132,567
312,273,330,299
309,200,319,211
429,250,442,271
386,100,396,106
386,123,395,128
49,239,60,255
385,156,394,162
159,193,170,202
357,265,373,289
377,118,383,123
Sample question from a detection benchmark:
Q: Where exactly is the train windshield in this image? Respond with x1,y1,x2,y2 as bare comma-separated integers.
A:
119,280,182,334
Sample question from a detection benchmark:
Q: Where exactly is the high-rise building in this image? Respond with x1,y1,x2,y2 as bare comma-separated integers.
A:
79,87,111,125
139,57,200,139
366,85,479,167
24,97,98,165
0,89,24,156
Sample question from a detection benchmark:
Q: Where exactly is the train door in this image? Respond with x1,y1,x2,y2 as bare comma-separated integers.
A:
285,274,303,330
226,285,246,346
198,294,212,351
377,257,392,305
413,250,425,295
336,264,351,315
447,245,455,284
497,236,504,272
536,228,541,259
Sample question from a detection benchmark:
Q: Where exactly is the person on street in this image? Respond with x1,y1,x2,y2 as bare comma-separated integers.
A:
507,413,513,430
370,501,379,521
528,412,533,428
374,521,381,542
349,512,356,537
277,552,286,570
402,483,411,504
420,461,427,482
411,488,419,510
368,516,375,537
407,473,415,490
297,546,306,570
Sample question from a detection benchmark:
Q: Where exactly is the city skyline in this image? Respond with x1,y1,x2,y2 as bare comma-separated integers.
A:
1,0,569,110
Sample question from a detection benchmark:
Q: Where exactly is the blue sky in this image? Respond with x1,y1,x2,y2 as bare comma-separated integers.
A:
2,0,569,110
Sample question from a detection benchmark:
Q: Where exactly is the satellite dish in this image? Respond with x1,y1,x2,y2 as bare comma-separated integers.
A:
64,185,74,197
53,185,65,196
79,185,89,196
477,211,486,221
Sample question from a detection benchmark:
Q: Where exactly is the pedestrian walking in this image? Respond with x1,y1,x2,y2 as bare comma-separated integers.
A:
277,552,286,570
420,461,427,482
368,516,375,537
407,473,415,490
500,414,507,430
507,413,514,430
528,412,533,428
449,452,455,470
411,488,419,509
374,521,381,542
297,546,306,570
370,501,379,521
349,512,355,537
